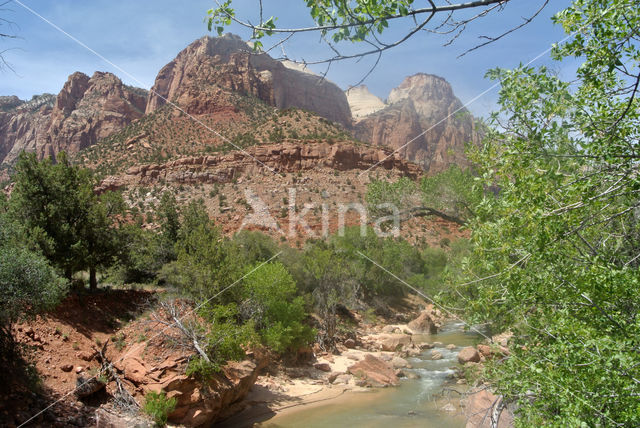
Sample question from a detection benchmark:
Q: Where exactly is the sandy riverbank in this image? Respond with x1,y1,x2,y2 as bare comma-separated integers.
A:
217,381,364,427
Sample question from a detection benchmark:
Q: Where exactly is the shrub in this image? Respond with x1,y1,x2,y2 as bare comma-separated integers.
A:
165,200,242,301
196,303,259,370
185,355,218,381
229,230,278,265
143,391,176,427
109,225,174,284
241,262,314,353
0,212,67,326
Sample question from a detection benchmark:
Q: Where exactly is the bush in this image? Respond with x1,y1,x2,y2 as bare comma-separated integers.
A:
165,200,242,300
0,215,67,326
328,226,433,297
143,391,176,427
185,355,218,381
197,303,259,370
229,230,278,264
108,225,174,284
241,262,314,353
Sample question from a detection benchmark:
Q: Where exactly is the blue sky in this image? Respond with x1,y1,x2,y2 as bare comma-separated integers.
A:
0,0,575,117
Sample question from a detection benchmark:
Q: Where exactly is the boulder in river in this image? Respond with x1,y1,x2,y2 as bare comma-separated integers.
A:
348,354,398,387
407,310,439,334
370,333,412,351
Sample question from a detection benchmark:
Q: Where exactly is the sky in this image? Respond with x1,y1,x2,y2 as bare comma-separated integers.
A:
0,0,576,117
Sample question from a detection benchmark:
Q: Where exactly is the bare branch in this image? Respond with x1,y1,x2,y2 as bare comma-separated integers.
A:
458,0,550,57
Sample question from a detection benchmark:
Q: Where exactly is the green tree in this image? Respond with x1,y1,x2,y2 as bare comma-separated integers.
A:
301,242,353,346
230,230,278,265
366,167,481,225
157,191,180,244
451,0,640,424
419,165,482,221
110,225,168,284
0,214,66,327
112,191,180,284
0,209,66,394
78,190,126,290
9,152,123,290
189,303,258,373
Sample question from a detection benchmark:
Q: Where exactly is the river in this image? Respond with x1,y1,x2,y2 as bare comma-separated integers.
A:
259,321,483,428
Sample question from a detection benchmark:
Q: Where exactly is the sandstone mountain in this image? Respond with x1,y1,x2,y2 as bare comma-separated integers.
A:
145,34,352,127
350,73,479,173
1,35,477,187
0,94,55,167
0,72,147,166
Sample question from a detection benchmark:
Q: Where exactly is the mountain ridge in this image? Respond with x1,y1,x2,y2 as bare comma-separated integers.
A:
1,35,477,179
0,71,147,168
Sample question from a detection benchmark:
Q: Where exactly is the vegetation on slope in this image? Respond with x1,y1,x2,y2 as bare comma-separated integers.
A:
76,92,353,178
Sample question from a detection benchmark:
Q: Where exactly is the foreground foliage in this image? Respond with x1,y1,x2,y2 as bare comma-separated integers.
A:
450,0,640,425
0,212,66,326
0,198,66,395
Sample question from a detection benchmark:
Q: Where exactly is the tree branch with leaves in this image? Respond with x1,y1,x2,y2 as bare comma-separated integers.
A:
207,0,549,82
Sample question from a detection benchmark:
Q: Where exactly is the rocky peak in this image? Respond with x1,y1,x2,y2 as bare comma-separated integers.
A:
387,73,461,120
13,94,56,114
55,72,91,115
281,60,317,75
352,74,478,173
146,34,352,127
345,85,386,119
0,71,147,165
0,96,23,112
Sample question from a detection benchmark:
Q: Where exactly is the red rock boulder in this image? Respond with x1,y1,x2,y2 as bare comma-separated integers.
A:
348,354,398,387
457,346,481,364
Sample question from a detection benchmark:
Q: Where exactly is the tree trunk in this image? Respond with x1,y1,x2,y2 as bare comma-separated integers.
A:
89,267,97,292
65,266,73,281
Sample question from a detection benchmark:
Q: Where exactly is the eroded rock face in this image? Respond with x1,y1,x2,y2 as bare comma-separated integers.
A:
0,94,55,164
162,361,262,427
97,141,422,192
115,342,264,427
0,71,147,165
146,34,352,127
352,73,480,173
346,85,386,118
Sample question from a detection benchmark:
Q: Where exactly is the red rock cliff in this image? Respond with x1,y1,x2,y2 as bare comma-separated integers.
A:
145,34,352,127
351,73,480,173
0,71,147,165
